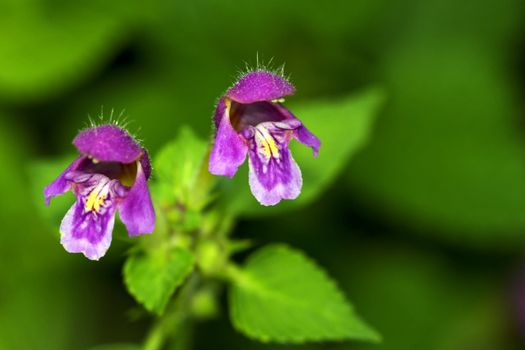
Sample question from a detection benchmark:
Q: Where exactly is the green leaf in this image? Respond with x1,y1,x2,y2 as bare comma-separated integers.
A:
224,86,384,216
124,246,195,315
153,126,212,209
228,244,380,343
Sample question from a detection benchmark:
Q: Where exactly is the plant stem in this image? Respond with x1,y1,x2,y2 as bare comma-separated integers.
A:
143,273,199,350
143,321,164,350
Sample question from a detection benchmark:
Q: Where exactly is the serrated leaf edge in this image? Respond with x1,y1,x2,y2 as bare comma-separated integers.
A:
229,243,381,344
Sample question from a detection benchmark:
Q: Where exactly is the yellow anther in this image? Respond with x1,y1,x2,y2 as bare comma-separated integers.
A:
85,182,109,213
255,125,279,159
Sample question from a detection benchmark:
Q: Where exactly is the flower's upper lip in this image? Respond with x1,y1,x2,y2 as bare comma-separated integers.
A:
225,70,295,104
73,124,143,164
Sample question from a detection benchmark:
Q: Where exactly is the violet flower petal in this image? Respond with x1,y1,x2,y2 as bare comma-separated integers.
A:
273,103,321,156
139,149,152,180
209,69,320,205
246,121,303,205
73,124,143,163
226,71,295,104
60,174,122,260
209,98,248,177
44,156,85,205
248,147,302,206
295,125,321,157
119,161,155,236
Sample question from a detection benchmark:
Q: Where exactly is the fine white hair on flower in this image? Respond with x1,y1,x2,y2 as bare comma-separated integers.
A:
234,54,291,87
82,107,144,148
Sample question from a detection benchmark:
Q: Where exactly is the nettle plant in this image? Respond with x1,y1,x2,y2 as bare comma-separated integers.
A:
42,68,384,350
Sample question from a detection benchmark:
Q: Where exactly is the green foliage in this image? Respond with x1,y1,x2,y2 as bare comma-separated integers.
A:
1,120,106,350
29,156,76,227
190,288,220,320
347,0,525,247
90,344,141,350
224,87,384,216
0,0,145,101
195,240,226,276
228,244,380,343
7,0,525,348
153,127,212,210
124,247,195,315
336,241,508,350
0,118,30,222
86,128,211,320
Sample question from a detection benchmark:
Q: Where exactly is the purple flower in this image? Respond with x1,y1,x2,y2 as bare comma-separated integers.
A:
209,70,320,206
44,124,155,260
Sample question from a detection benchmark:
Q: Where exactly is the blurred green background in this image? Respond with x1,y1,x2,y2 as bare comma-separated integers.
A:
1,0,525,349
